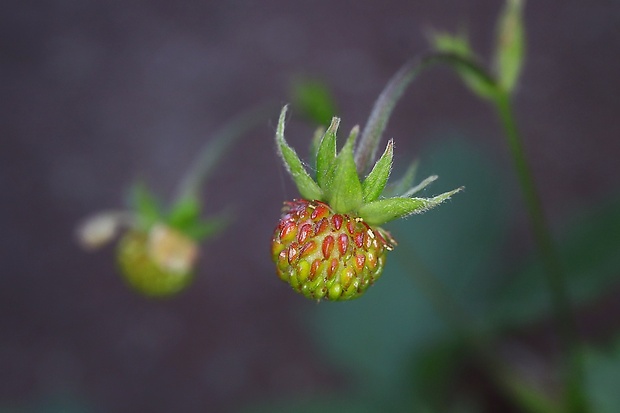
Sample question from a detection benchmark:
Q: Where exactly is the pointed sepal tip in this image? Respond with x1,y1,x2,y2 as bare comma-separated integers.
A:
275,105,323,201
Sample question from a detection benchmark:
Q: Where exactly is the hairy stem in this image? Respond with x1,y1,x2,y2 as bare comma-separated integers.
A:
493,91,587,413
354,52,495,174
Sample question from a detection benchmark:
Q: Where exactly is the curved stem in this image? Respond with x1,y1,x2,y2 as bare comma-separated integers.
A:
354,52,495,174
174,103,275,204
493,92,587,413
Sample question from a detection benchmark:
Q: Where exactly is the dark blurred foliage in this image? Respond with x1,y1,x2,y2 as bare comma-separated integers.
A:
1,1,620,412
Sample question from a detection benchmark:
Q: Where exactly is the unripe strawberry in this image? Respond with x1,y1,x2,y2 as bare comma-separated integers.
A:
117,223,198,297
272,199,394,300
272,106,461,301
78,105,268,297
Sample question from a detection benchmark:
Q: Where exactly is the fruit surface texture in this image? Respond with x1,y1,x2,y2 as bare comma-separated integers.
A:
272,199,393,301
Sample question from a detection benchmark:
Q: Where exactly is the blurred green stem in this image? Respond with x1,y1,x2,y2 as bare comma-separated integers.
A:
493,91,587,413
174,103,274,204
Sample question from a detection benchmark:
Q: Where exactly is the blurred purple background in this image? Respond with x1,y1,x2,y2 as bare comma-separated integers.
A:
2,0,619,411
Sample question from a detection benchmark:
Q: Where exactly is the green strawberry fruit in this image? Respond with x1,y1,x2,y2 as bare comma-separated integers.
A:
272,105,461,301
272,199,394,300
117,223,198,297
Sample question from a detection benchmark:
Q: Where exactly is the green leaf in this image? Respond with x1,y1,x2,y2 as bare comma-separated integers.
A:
392,137,523,321
408,339,468,411
307,266,451,403
430,31,498,99
495,0,525,93
275,105,323,200
584,338,620,413
362,139,393,203
130,182,162,228
290,77,338,126
491,195,620,327
327,126,363,214
359,188,462,226
315,117,340,189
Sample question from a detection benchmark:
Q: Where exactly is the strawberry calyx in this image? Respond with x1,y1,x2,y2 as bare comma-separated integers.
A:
275,105,462,226
130,183,228,243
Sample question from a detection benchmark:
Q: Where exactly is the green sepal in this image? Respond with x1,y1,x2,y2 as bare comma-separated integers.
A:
167,196,201,232
402,175,438,197
275,105,323,201
316,116,340,189
362,139,393,202
359,187,463,225
494,0,525,93
130,182,163,229
328,126,363,214
308,126,325,170
384,160,419,197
